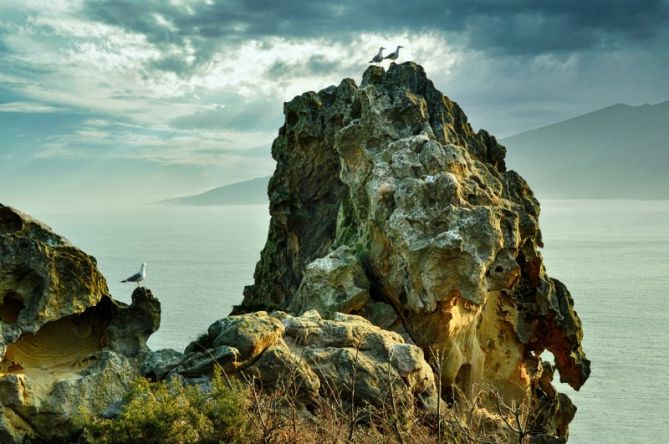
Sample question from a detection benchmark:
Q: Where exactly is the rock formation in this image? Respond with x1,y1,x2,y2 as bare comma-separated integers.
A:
0,61,591,442
0,204,160,443
233,62,590,439
150,310,441,420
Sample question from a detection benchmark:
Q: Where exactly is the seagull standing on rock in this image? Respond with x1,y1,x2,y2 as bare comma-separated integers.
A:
122,263,147,287
369,47,385,64
384,45,404,62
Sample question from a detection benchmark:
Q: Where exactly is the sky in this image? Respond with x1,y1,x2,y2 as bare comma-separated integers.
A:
1,0,668,211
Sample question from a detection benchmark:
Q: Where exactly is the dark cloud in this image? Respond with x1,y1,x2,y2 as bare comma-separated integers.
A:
83,0,669,74
458,2,669,56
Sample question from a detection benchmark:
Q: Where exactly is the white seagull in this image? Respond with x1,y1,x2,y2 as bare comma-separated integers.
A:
369,47,385,64
122,263,147,287
384,45,404,62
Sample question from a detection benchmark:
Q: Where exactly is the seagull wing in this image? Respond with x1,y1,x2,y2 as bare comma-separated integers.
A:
122,272,142,283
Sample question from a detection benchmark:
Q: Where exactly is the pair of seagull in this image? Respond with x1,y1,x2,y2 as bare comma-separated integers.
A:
369,45,403,64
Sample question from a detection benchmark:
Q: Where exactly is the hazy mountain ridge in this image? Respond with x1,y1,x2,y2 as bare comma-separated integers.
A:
163,101,669,203
161,176,270,205
503,101,669,199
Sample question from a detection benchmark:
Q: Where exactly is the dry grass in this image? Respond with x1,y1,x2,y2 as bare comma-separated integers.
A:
78,343,546,444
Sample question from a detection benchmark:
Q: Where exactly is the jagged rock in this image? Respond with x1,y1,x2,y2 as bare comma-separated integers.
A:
140,348,184,380
0,205,108,354
186,311,284,358
234,62,590,439
360,301,399,330
157,310,441,415
179,345,240,377
107,287,161,357
0,204,161,443
288,246,370,318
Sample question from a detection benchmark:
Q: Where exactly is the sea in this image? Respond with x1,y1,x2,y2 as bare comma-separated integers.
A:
33,199,669,444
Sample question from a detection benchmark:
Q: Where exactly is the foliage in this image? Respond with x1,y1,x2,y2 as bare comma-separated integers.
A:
80,369,249,444
79,349,549,444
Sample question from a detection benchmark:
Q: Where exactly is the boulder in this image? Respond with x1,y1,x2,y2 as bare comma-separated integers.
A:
154,310,441,416
0,204,161,443
288,246,370,318
234,62,590,438
140,348,184,380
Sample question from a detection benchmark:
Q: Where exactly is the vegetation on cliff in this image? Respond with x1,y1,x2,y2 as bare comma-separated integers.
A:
80,364,553,444
80,370,248,444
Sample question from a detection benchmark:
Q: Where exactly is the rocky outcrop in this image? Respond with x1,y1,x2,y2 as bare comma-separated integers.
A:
234,62,590,439
149,310,441,417
288,246,370,318
0,204,160,443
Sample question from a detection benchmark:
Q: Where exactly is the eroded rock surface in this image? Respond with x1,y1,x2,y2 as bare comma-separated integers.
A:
0,204,160,443
234,62,590,439
152,310,441,417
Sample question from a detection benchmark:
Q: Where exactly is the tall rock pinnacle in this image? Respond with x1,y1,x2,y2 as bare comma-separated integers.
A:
236,62,590,439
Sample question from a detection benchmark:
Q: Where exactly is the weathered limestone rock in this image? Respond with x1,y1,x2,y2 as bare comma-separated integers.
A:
238,81,356,313
107,287,162,357
0,205,108,354
288,246,370,318
140,348,184,380
0,204,161,443
157,310,441,416
234,62,590,439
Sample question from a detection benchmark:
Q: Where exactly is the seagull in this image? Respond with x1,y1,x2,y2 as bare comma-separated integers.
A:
122,263,147,287
384,45,404,62
369,47,385,64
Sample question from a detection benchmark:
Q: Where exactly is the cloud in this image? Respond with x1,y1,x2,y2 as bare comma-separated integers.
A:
33,145,79,159
171,95,282,132
266,55,346,80
1,0,668,210
80,0,669,70
0,101,64,113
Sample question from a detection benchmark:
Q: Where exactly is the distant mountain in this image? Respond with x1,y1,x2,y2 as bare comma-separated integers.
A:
164,103,669,204
161,176,270,205
503,101,669,199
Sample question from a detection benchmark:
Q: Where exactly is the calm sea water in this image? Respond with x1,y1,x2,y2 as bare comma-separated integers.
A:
539,200,669,443
34,200,669,443
36,205,271,353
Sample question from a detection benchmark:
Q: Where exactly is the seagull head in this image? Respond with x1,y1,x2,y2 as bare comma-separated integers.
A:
380,46,385,50
141,262,147,269
398,45,404,49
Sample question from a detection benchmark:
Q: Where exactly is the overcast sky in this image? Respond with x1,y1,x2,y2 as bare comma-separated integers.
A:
1,0,668,210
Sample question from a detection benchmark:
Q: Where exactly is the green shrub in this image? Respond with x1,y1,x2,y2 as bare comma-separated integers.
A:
80,369,249,444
